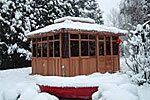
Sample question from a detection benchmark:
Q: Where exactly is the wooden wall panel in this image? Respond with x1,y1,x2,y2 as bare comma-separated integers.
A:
48,59,54,76
54,59,61,76
98,57,105,73
32,58,36,74
113,56,119,71
61,59,70,76
36,58,43,75
70,59,80,76
80,58,90,75
89,58,97,74
105,56,113,72
42,59,48,76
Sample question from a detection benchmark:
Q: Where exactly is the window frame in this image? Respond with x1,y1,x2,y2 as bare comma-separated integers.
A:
80,34,89,57
106,36,111,56
98,35,104,56
47,33,60,58
70,33,79,57
89,34,96,57
112,36,119,56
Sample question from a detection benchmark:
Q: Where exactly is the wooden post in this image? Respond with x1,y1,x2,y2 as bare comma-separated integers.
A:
96,33,99,72
110,36,114,72
104,34,106,72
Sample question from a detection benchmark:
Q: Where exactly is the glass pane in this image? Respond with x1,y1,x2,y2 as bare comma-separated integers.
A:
81,34,88,39
62,33,69,58
32,44,36,57
49,42,53,57
32,38,36,42
54,41,60,57
71,41,79,57
37,38,41,42
89,41,96,56
113,42,118,55
42,37,47,41
49,36,53,40
106,37,110,41
37,44,41,57
81,41,88,56
70,34,79,39
113,36,118,40
99,42,104,56
99,36,104,40
54,34,59,40
106,41,111,55
89,35,96,39
42,43,47,57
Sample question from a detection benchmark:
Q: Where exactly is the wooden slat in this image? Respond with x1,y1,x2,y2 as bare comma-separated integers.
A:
98,56,105,73
48,59,54,76
32,58,36,74
62,59,70,76
42,59,48,75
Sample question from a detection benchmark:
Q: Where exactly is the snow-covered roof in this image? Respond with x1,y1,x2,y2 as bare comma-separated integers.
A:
27,17,127,36
54,16,95,23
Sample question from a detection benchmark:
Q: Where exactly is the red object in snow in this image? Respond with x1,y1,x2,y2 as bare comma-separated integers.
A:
40,85,98,99
117,38,122,44
117,37,122,55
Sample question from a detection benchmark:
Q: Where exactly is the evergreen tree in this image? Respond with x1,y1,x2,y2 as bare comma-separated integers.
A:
0,0,103,69
80,0,103,24
59,0,103,24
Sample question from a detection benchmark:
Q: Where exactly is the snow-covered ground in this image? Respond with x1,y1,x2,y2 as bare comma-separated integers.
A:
0,58,150,100
0,68,58,100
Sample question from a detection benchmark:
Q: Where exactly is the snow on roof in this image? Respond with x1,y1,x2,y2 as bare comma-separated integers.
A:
27,17,127,36
54,16,95,23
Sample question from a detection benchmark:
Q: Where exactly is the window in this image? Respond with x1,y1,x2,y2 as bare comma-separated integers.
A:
99,36,104,56
32,38,36,42
113,36,118,40
99,42,104,56
62,33,69,58
81,34,88,39
54,34,59,40
113,42,118,55
54,41,60,57
37,44,41,57
70,34,79,39
42,37,47,41
89,35,96,39
89,41,96,56
106,37,111,55
71,41,79,57
81,41,88,56
32,44,36,57
49,36,53,40
37,38,41,42
99,36,104,40
49,42,53,57
42,43,47,57
112,36,118,55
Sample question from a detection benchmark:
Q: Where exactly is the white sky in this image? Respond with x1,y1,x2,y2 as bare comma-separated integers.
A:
97,0,121,26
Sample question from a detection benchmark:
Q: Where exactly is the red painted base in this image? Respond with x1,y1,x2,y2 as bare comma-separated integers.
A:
40,85,98,99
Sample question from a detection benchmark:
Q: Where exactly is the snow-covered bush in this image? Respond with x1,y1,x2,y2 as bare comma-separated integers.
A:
123,22,150,85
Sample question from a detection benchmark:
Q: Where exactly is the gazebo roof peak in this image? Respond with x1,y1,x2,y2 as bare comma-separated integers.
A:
54,16,95,24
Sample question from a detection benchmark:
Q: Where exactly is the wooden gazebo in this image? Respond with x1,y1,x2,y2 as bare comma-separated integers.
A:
27,16,126,76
